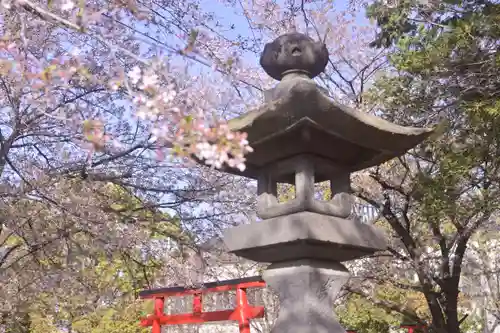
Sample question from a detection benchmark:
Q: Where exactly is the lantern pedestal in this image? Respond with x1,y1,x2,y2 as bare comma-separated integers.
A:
223,211,385,333
263,259,349,333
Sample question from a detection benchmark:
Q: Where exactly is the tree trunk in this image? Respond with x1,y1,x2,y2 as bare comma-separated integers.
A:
445,291,461,333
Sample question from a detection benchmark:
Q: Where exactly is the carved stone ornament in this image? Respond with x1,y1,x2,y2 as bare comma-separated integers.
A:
260,32,329,80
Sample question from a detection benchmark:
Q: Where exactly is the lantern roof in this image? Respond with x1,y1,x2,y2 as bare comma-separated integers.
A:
204,32,434,181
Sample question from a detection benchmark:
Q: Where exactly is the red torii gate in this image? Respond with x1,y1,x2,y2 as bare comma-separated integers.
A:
139,276,267,333
139,276,424,333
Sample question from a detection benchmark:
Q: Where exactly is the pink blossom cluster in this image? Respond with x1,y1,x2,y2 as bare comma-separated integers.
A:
125,65,253,171
186,122,253,172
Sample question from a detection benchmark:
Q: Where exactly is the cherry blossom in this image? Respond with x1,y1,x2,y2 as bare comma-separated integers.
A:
60,0,74,12
127,66,142,85
139,73,159,90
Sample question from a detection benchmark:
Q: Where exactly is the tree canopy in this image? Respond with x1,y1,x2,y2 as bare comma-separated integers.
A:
344,0,500,332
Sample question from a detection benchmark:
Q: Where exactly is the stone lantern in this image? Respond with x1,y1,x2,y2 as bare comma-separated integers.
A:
199,33,434,333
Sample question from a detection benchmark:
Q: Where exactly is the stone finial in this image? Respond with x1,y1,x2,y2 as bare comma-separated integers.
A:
260,32,329,81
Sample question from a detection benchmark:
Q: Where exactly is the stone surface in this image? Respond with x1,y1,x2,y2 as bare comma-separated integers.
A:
223,211,387,263
260,32,329,81
263,259,349,333
256,155,352,219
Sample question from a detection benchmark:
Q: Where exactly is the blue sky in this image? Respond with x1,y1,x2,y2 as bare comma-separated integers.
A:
165,0,375,70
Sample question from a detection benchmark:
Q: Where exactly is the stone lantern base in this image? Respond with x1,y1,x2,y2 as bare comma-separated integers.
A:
223,211,386,333
263,259,349,333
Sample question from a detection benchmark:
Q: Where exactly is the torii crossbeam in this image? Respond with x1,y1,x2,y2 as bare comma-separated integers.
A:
139,276,266,333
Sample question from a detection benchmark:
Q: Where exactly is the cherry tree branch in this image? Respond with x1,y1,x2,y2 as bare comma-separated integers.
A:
16,0,83,31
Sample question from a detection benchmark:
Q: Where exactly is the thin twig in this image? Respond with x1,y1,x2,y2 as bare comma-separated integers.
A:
16,0,83,31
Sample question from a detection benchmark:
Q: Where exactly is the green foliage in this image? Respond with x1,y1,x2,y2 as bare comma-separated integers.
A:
101,183,189,243
366,0,416,48
337,294,403,333
277,183,295,203
0,178,180,333
27,313,59,333
367,0,500,108
71,301,152,333
364,1,500,331
13,300,153,333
